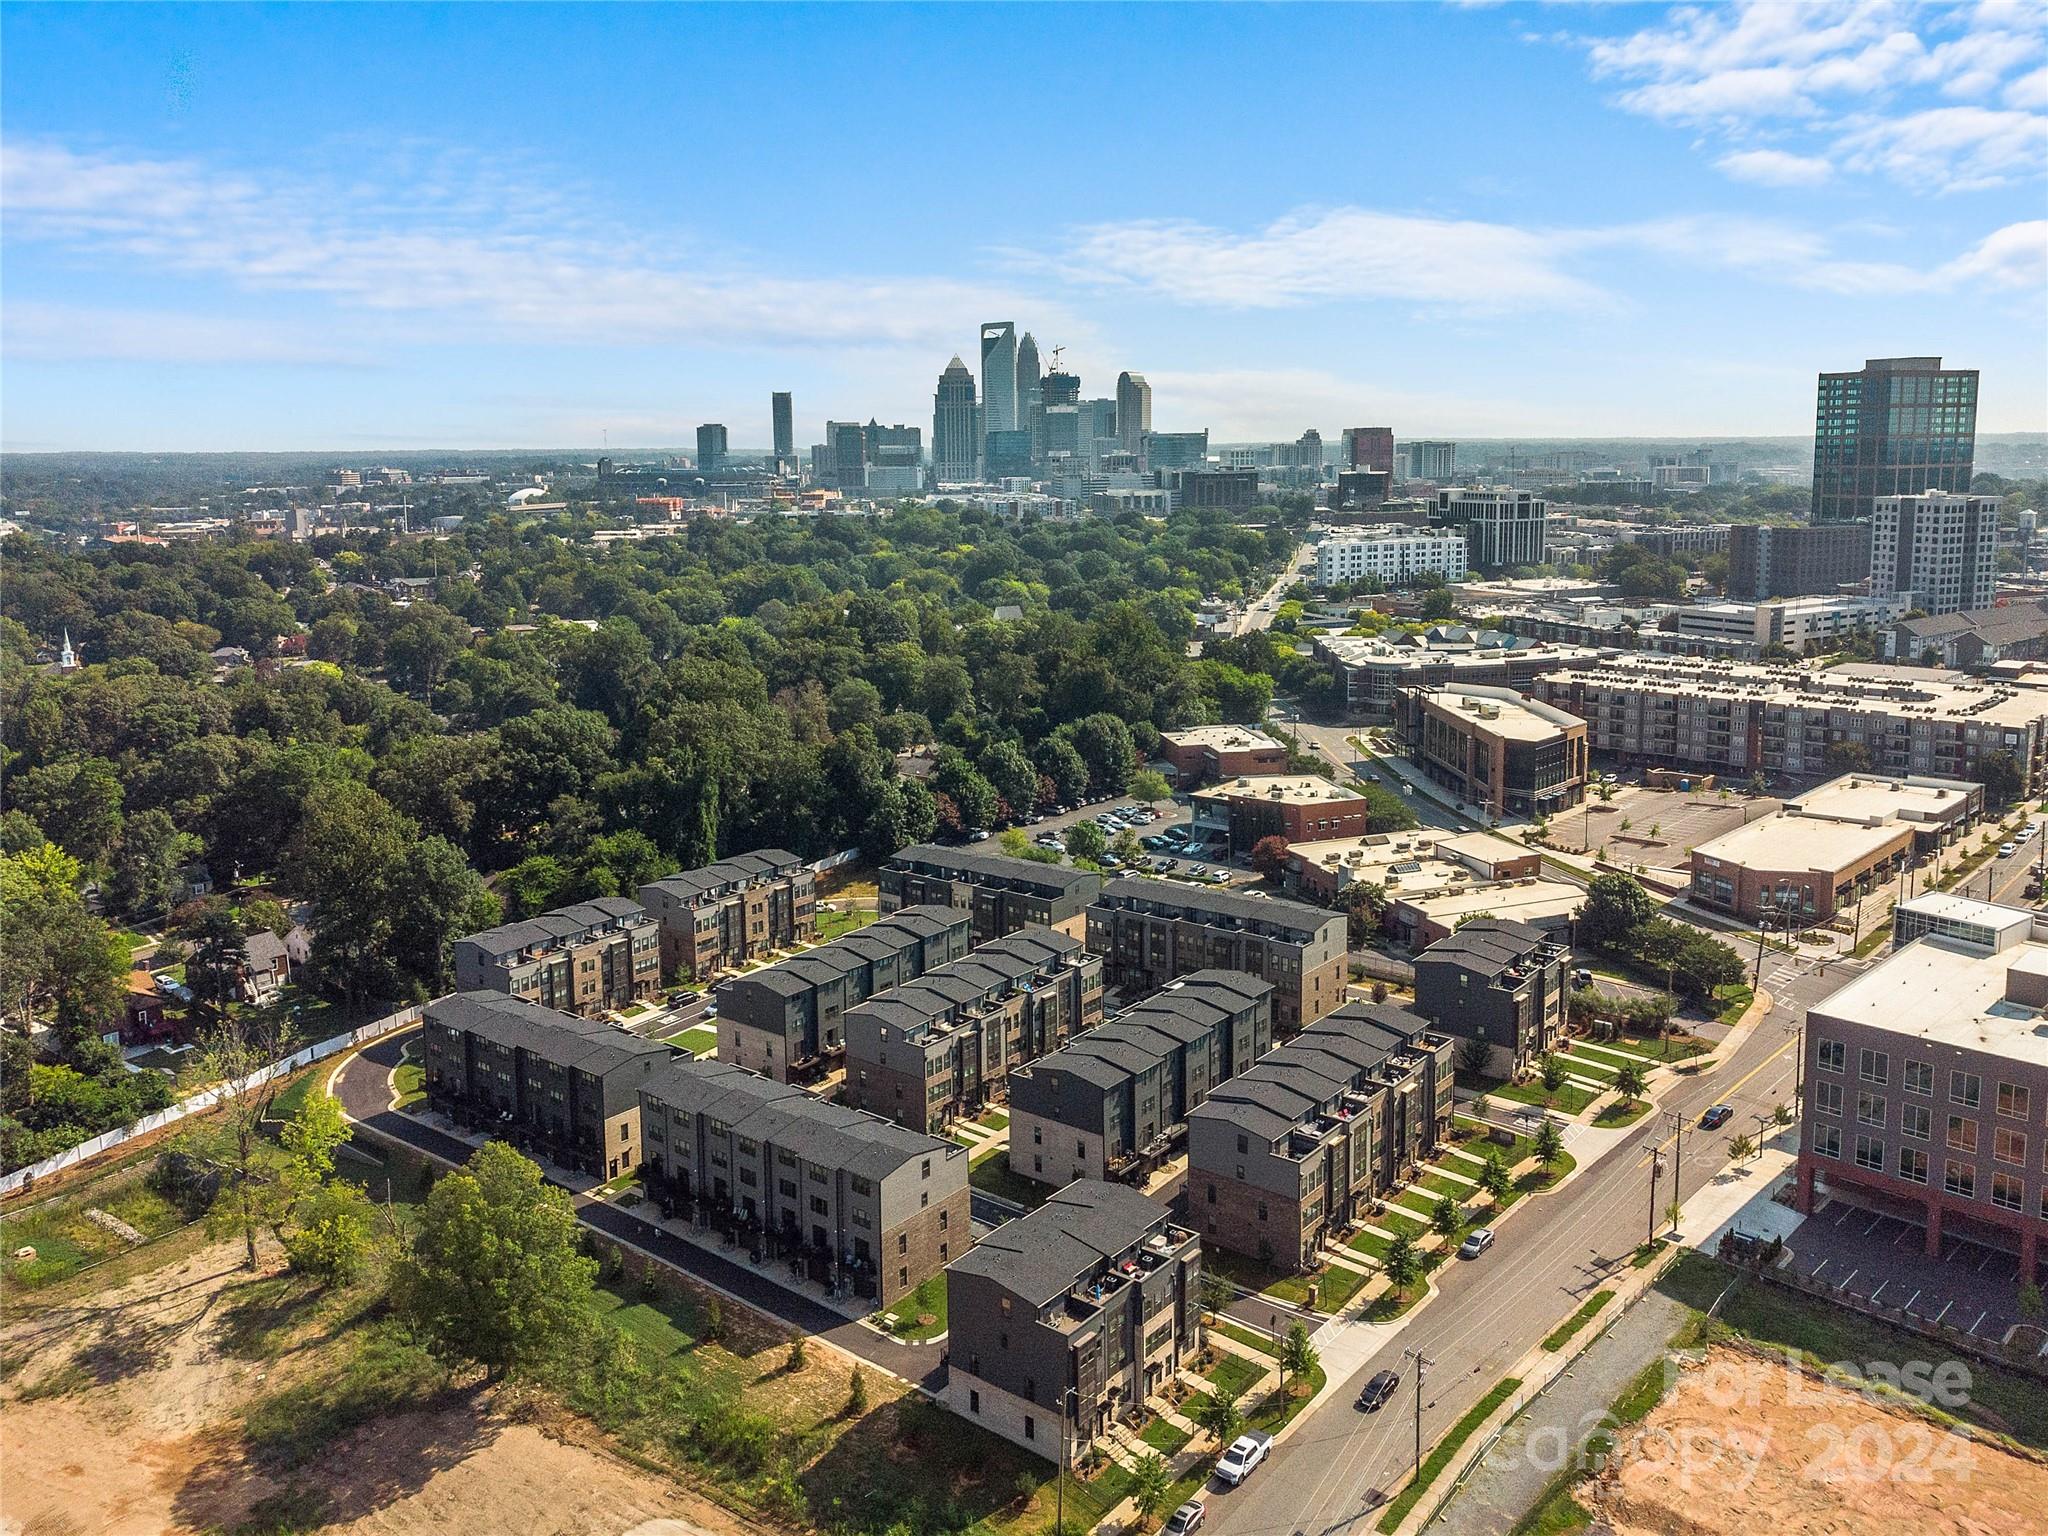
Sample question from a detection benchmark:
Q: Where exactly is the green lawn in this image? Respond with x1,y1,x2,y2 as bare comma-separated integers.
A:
967,1152,1048,1209
1311,1263,1371,1312
1564,1041,1647,1070
1592,1098,1652,1128
1517,1152,1577,1193
1,1172,192,1291
1200,1351,1267,1400
1490,1080,1600,1115
1712,983,1755,1025
815,905,876,942
1556,1051,1618,1082
879,1275,948,1341
1140,1415,1193,1454
1541,1290,1614,1352
1248,1361,1327,1434
975,1108,1009,1129
1376,1209,1429,1238
392,1057,425,1110
1375,1376,1522,1532
1212,1319,1281,1356
663,1025,718,1056
1416,1171,1472,1199
1348,1230,1391,1262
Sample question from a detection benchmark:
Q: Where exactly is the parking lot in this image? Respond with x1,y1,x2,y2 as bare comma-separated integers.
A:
1007,794,1255,886
1554,784,1781,868
1785,1193,2035,1344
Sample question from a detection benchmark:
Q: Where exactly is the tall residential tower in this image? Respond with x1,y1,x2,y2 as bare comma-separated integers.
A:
770,392,794,472
1116,372,1152,460
1811,356,1978,524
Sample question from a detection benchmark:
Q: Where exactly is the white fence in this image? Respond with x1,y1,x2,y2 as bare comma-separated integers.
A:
1,1004,423,1197
808,847,863,874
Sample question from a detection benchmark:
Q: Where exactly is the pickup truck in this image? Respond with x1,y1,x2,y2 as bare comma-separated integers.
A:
1214,1430,1273,1487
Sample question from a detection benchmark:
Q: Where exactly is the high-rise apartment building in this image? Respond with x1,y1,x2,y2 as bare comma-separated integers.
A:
1344,427,1395,473
1726,522,1872,600
770,392,794,471
1016,332,1042,426
1434,487,1546,571
695,423,728,473
1116,372,1152,459
1812,356,1979,524
933,358,981,483
1144,430,1208,471
980,322,1018,434
823,420,867,490
1406,440,1456,480
1869,491,1999,616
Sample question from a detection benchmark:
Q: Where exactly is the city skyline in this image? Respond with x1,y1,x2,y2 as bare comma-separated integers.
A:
2,1,2044,452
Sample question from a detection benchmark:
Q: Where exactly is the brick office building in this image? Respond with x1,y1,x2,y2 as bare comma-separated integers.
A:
638,1057,969,1308
1158,726,1289,787
1394,684,1588,821
1187,775,1374,860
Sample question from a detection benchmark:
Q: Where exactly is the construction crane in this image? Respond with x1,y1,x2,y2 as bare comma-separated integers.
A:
1046,344,1064,372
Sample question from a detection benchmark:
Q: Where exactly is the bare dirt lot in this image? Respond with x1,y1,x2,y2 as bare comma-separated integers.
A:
0,1239,741,1536
1583,1342,2048,1536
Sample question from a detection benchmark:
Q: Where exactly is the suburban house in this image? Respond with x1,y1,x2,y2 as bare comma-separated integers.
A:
639,850,816,981
843,928,1105,1133
943,1180,1202,1459
1411,918,1569,1079
1007,971,1274,1188
638,1057,969,1308
878,845,1101,942
420,991,672,1180
715,906,972,1083
1186,1001,1455,1272
453,896,662,1018
1085,879,1347,1035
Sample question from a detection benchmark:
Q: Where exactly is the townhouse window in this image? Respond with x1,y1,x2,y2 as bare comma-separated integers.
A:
1898,1146,1928,1184
1901,1104,1931,1141
899,1267,909,1288
779,1179,798,1199
1814,1081,1842,1116
922,1159,932,1178
1943,1160,1975,1199
1205,1183,1216,1204
1257,1202,1267,1222
969,1390,980,1415
1815,1039,1844,1073
1903,1060,1933,1096
739,1168,757,1188
1994,1127,2026,1167
1855,1091,1886,1127
805,1195,825,1216
1947,1116,1978,1154
897,1233,908,1255
939,1209,949,1230
1033,1125,1042,1145
1996,1082,2030,1120
1951,1071,1981,1108
1853,1135,1883,1171
1024,1416,1035,1442
1237,1133,1250,1155
1813,1125,1841,1159
1857,1049,1889,1085
1992,1172,2023,1212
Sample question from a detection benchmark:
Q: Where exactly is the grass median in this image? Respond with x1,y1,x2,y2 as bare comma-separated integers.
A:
1374,1375,1522,1532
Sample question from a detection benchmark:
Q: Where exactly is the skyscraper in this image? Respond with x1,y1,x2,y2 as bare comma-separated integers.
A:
933,357,981,483
1405,440,1456,480
695,423,728,472
1343,427,1395,473
1016,333,1042,425
771,392,794,471
826,420,867,490
980,322,1018,434
1869,491,1998,615
1811,356,1978,524
1116,372,1152,459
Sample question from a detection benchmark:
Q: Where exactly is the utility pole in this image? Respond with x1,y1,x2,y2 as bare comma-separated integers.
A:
1403,1348,1434,1484
1669,1111,1685,1238
1648,1147,1664,1245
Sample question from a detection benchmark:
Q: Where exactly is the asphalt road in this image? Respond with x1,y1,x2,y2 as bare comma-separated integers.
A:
332,1029,943,1387
1205,953,1854,1536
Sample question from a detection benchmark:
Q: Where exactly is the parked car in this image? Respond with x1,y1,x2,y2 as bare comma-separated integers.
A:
1701,1103,1734,1130
153,973,194,1003
1205,869,1231,883
1356,1369,1401,1412
1142,834,1170,850
2000,842,2018,857
1035,832,1063,848
1458,1227,1496,1259
1100,854,1124,870
967,828,991,842
1214,1431,1273,1487
1573,967,1593,988
1162,1502,1205,1536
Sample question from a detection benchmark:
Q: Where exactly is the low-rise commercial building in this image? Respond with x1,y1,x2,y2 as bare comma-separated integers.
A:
1388,879,1584,948
639,850,815,980
421,992,671,1179
1087,879,1347,1034
453,897,661,1017
1793,899,2048,1283
1281,830,1541,904
1662,595,1906,656
1689,772,1981,922
1158,725,1288,786
943,1181,1201,1457
1529,654,2048,790
844,929,1105,1132
1007,972,1274,1188
1187,774,1374,859
1394,683,1589,820
715,906,973,1082
878,845,1101,942
1187,1002,1454,1271
1411,919,1567,1078
638,1057,969,1308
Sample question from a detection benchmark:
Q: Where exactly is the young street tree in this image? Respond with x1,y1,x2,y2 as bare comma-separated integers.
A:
1381,1231,1422,1297
1192,1387,1243,1447
1130,1452,1173,1527
1430,1196,1462,1239
1534,1118,1566,1176
1478,1151,1513,1204
1613,1059,1648,1107
1280,1320,1319,1397
393,1141,598,1382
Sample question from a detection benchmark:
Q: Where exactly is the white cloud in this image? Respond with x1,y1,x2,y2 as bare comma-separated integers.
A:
1716,148,1836,185
1582,0,2047,190
1,301,370,365
0,139,1065,356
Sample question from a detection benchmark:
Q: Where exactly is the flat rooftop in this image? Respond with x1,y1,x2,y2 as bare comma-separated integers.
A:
1782,772,1979,827
1693,813,1907,874
1399,880,1585,925
1812,936,2048,1066
1160,725,1283,752
1411,684,1584,742
1194,774,1366,807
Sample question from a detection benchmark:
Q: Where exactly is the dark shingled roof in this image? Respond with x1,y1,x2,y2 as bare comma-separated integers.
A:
427,991,671,1078
1187,1000,1433,1139
947,1179,1173,1306
458,896,651,959
889,844,1102,896
641,850,805,904
846,927,1088,1039
1093,878,1342,939
1413,918,1552,978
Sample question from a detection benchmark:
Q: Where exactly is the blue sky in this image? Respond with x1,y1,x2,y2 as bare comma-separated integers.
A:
3,1,2043,451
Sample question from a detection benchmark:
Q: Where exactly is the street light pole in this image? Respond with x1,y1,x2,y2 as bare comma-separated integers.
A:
1403,1348,1434,1484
